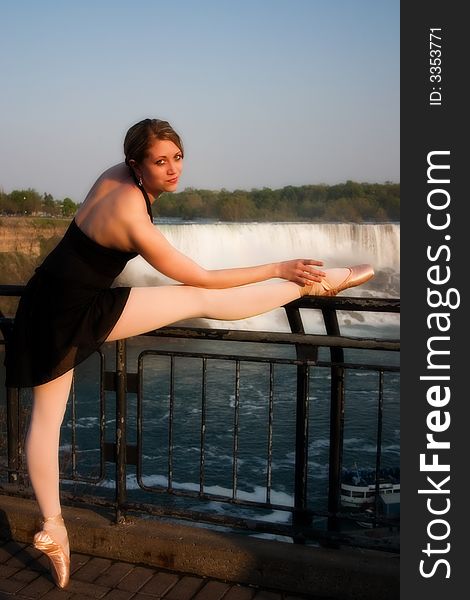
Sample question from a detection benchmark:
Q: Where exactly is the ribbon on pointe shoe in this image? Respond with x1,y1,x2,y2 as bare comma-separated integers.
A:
300,264,374,297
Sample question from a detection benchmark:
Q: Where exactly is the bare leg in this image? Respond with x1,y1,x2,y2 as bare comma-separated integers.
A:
26,369,73,555
106,281,302,341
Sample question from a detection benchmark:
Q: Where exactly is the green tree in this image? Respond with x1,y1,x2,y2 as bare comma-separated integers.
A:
43,192,60,216
0,181,399,222
9,189,42,214
323,198,362,222
180,192,204,220
61,197,77,217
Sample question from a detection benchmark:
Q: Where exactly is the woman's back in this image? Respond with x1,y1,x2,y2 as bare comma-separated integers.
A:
74,163,152,253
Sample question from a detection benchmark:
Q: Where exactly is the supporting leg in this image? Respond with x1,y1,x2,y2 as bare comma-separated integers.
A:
26,369,73,556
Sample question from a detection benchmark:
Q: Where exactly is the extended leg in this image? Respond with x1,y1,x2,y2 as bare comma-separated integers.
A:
26,369,73,555
106,261,374,342
106,281,302,341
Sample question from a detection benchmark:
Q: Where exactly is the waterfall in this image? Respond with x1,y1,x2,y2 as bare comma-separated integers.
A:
114,222,400,334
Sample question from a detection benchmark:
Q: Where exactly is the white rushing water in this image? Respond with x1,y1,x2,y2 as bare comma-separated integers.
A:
114,222,400,333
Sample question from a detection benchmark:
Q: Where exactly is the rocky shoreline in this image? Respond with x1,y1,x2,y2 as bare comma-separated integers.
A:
0,217,70,315
0,216,70,256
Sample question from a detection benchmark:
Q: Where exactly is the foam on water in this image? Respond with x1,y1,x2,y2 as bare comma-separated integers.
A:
96,474,294,509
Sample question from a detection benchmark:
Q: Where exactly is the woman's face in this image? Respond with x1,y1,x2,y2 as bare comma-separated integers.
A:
135,138,183,197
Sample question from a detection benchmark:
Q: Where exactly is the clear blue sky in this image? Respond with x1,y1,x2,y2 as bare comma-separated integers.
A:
0,0,399,202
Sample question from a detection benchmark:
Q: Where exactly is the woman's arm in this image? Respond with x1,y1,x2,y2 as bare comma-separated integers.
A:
127,217,325,288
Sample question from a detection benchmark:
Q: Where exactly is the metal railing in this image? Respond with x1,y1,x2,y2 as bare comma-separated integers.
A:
0,285,400,550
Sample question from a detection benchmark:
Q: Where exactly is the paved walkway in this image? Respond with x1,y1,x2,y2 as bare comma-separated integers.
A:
0,540,322,600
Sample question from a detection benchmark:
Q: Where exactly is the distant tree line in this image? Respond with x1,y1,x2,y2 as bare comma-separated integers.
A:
1,180,399,222
0,188,77,217
156,181,399,222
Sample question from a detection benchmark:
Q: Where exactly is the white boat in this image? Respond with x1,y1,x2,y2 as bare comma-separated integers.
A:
340,465,400,509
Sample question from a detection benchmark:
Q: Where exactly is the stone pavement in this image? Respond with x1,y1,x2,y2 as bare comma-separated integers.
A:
0,495,399,600
0,539,323,600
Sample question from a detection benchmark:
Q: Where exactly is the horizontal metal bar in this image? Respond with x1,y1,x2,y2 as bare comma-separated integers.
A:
138,350,400,371
295,295,400,312
103,371,138,393
0,285,26,297
104,442,138,466
141,327,399,351
0,466,106,486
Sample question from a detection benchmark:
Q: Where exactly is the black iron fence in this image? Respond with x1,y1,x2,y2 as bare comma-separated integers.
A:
0,285,400,551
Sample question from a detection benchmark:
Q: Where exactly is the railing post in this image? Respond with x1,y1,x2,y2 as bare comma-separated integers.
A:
6,386,21,484
322,307,345,533
374,370,385,522
285,303,317,540
1,309,22,487
293,359,310,538
115,339,127,523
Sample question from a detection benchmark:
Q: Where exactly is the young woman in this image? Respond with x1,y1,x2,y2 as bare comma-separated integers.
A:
5,118,373,588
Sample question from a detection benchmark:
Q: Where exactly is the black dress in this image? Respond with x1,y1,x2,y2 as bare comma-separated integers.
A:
4,183,154,388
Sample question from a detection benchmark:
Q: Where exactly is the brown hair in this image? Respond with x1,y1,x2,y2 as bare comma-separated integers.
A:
123,118,184,166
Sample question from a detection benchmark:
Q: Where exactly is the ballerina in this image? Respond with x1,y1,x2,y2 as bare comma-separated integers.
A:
5,118,373,587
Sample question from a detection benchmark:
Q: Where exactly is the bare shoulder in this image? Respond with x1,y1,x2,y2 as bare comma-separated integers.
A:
75,163,153,250
83,163,132,200
79,164,145,216
99,162,132,183
96,179,152,240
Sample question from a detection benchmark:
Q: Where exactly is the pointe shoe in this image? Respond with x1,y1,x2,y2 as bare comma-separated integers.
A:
33,514,70,588
300,264,374,297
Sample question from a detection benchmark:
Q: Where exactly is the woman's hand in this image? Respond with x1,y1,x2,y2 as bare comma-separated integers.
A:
276,259,326,287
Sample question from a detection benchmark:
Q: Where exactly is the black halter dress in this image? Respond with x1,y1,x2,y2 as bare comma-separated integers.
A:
4,183,153,388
